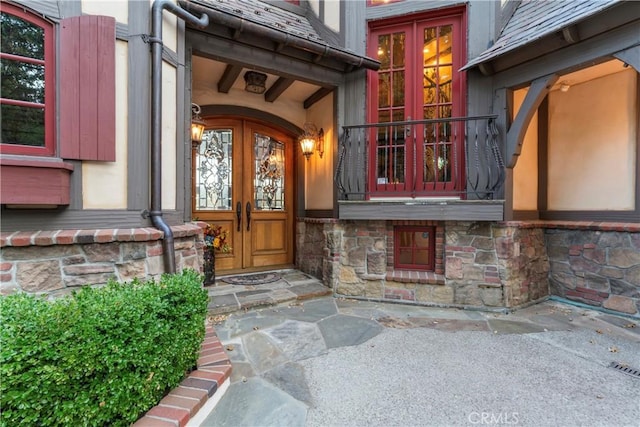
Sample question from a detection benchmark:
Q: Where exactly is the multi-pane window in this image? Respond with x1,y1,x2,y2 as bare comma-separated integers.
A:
394,226,435,270
1,5,54,156
368,10,465,196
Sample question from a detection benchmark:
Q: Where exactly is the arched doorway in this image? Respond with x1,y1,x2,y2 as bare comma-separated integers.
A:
192,118,296,273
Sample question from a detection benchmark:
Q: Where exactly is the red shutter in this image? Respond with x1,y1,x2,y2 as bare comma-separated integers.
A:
60,16,116,161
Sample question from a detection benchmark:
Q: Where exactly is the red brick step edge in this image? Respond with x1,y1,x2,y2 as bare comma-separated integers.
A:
133,325,231,427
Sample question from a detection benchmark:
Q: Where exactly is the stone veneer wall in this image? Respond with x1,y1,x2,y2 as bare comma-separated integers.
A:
297,218,639,317
445,222,549,308
296,218,550,310
0,223,205,296
545,223,640,317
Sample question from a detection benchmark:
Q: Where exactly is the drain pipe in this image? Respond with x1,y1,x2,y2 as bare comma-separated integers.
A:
150,0,209,273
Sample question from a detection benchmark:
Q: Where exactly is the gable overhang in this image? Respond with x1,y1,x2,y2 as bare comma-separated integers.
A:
466,1,640,171
463,1,639,78
180,0,380,75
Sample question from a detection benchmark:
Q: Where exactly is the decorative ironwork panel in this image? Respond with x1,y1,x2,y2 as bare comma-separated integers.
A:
195,129,232,210
254,132,285,210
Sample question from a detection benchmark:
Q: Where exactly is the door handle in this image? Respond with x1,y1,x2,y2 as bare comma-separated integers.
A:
246,202,251,231
236,202,242,232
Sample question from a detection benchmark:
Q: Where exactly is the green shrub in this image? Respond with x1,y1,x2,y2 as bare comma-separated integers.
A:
0,269,208,427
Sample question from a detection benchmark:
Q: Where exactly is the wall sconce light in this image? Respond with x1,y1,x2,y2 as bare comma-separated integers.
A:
244,71,267,94
191,103,206,148
299,122,324,161
317,128,324,159
559,81,571,92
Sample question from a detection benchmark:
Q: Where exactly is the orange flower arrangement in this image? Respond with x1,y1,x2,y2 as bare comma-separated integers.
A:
203,224,231,253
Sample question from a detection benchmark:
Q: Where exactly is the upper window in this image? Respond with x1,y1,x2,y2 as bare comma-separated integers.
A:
367,9,466,197
368,0,405,6
1,4,55,156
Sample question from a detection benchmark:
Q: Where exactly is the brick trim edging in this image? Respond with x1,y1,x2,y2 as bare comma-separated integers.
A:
133,324,232,427
0,223,204,247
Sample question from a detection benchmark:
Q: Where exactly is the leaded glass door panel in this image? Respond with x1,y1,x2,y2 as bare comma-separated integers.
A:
243,122,294,269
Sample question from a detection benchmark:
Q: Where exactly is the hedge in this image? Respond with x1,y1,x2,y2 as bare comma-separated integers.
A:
0,269,209,426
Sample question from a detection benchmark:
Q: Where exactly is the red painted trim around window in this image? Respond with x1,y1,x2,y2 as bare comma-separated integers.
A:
367,6,467,198
0,4,55,157
393,225,436,271
367,0,405,7
0,158,74,205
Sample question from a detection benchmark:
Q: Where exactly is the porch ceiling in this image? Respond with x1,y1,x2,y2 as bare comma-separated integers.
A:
192,55,325,107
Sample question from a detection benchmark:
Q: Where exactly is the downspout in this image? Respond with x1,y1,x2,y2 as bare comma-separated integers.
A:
150,0,209,273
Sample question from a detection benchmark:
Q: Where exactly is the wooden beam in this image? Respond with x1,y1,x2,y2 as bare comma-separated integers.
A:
217,64,242,93
190,31,345,86
613,45,640,73
303,87,333,109
264,77,294,103
506,73,558,168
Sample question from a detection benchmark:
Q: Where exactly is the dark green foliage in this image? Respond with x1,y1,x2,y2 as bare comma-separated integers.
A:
0,270,208,427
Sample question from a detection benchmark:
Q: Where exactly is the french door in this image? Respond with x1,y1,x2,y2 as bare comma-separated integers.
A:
368,10,466,197
192,119,294,272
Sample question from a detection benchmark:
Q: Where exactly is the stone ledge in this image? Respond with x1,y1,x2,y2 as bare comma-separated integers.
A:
0,223,203,248
133,324,231,427
298,217,339,224
499,221,640,232
385,269,445,285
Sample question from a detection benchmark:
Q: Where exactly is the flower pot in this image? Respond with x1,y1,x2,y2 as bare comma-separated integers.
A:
203,247,215,285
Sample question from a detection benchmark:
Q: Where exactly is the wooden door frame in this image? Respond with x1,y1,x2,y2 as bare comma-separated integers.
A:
191,115,299,274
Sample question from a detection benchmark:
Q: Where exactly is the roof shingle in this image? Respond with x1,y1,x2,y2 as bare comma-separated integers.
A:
464,0,620,70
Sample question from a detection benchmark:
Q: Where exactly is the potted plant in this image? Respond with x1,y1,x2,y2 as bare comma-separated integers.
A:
202,224,231,285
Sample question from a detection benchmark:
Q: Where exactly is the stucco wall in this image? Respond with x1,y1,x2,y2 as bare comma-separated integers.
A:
548,69,637,210
81,1,180,211
512,87,539,211
305,93,335,210
83,40,129,209
324,0,340,33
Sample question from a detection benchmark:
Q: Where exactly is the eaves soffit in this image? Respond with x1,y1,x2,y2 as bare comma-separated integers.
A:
182,0,379,72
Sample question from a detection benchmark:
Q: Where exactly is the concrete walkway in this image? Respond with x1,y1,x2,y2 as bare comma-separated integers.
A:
197,290,640,427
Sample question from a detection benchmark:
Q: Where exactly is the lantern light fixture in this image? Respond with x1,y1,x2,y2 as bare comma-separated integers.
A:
191,103,206,148
244,71,267,94
299,122,325,161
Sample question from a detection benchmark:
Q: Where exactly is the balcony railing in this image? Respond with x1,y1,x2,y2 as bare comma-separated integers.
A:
335,115,504,201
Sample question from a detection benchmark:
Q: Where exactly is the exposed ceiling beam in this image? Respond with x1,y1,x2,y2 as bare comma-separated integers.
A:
303,87,333,109
264,77,294,103
217,64,242,93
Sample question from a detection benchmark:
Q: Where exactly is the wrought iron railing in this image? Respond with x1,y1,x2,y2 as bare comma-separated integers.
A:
335,115,504,201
